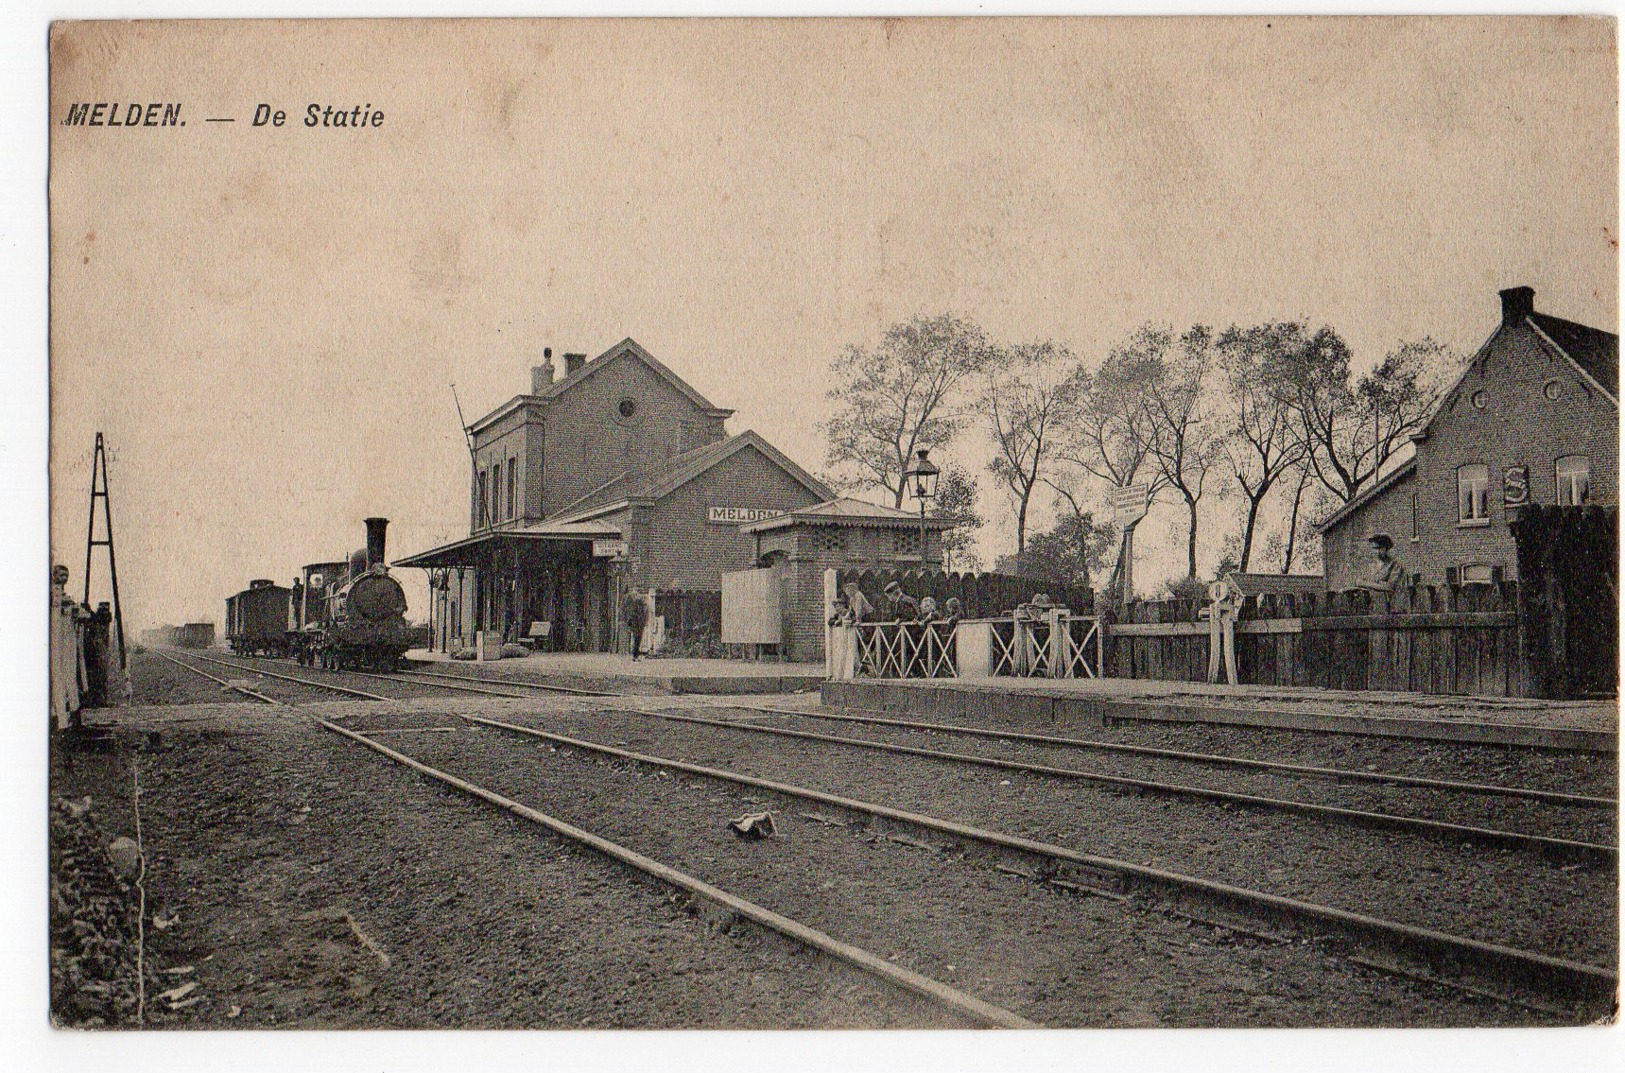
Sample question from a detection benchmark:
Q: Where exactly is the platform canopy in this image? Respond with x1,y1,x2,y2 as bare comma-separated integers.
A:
392,518,623,570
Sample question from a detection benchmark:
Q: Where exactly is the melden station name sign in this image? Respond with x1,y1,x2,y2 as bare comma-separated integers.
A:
707,507,785,525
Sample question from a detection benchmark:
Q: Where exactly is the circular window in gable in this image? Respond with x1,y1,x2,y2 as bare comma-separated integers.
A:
1543,379,1564,401
616,397,638,422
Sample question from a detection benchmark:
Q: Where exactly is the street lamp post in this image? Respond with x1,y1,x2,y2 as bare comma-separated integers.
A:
903,448,940,568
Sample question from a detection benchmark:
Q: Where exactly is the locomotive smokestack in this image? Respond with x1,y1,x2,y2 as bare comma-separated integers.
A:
365,517,389,570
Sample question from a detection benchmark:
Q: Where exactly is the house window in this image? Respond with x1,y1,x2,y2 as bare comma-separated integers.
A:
1460,563,1496,586
477,469,489,528
1457,464,1489,526
507,459,517,519
1410,492,1419,542
491,462,502,522
1556,455,1590,506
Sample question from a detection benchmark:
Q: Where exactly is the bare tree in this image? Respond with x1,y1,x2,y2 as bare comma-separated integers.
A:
820,315,995,507
1267,329,1448,505
982,341,1086,557
1058,341,1168,494
1138,325,1223,579
1214,323,1311,571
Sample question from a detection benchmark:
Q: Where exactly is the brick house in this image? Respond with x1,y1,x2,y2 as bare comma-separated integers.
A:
396,339,834,653
1317,287,1617,588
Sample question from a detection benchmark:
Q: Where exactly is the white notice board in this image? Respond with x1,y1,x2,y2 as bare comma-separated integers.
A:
721,568,781,644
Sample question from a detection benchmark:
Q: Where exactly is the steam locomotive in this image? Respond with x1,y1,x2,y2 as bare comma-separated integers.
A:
225,517,416,671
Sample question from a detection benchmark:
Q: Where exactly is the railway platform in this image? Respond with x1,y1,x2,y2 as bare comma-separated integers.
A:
404,648,824,695
822,676,1619,752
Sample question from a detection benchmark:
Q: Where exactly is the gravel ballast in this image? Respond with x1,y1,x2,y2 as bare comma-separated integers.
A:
336,711,1582,1026
467,704,1618,967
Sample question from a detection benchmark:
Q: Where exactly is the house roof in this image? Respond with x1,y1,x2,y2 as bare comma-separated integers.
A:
1527,312,1618,401
1417,305,1619,443
546,430,835,524
1312,457,1417,534
739,496,960,533
468,337,735,435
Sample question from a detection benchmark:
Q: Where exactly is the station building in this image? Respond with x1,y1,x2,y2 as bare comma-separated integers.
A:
1317,286,1617,588
395,339,840,653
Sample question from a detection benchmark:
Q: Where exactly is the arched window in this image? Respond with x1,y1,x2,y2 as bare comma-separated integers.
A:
1556,455,1590,506
1457,464,1489,526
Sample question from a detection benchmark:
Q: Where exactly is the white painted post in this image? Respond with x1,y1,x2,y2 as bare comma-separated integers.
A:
1048,608,1067,678
823,568,837,678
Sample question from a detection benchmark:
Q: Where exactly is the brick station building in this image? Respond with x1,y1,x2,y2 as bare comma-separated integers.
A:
1318,286,1618,588
396,339,836,653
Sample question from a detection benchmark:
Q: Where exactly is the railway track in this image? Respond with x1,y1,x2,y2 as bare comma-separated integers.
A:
149,651,1617,1012
445,711,1616,1013
185,653,1615,858
149,651,1030,1027
568,705,1617,862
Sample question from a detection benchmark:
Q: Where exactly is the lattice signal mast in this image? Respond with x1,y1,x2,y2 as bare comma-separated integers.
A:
81,432,127,672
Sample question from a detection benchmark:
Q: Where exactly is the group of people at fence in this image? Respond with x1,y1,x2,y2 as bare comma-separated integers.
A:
50,564,126,733
829,579,1079,680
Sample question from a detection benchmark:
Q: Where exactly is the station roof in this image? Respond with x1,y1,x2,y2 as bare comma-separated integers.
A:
738,496,960,534
392,518,623,569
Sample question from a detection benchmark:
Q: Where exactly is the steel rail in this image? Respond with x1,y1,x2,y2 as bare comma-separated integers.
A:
153,649,285,705
316,717,1035,1029
577,705,1617,863
375,667,1612,809
180,651,392,701
461,712,1618,1008
204,652,544,701
398,666,622,697
736,703,1617,810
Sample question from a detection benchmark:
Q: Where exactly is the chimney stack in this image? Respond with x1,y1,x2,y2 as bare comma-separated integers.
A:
364,517,389,571
1500,286,1536,325
531,346,555,394
564,352,587,377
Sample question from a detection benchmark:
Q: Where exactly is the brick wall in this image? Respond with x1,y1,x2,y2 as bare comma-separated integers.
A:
778,525,946,661
637,445,826,591
1323,468,1418,588
538,354,726,517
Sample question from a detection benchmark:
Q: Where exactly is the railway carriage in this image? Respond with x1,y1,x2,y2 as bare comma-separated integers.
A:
175,622,215,649
225,579,295,657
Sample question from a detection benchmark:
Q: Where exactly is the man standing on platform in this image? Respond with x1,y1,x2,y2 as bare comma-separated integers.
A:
620,589,649,661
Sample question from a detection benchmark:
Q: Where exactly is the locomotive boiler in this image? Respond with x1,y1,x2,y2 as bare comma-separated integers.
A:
296,517,416,671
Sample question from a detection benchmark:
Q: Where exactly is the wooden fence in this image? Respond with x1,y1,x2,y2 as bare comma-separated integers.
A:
1105,583,1527,697
835,568,1094,621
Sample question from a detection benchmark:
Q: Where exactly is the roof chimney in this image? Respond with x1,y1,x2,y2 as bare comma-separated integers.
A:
1500,286,1536,325
531,346,555,394
564,352,587,377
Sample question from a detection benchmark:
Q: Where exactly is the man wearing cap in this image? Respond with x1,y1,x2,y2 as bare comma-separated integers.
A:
1356,533,1407,593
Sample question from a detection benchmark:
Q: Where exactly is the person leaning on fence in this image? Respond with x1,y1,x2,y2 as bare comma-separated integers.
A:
620,590,649,661
1356,534,1408,596
882,580,919,623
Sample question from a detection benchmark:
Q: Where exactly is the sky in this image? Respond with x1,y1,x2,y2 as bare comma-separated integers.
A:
47,16,1618,630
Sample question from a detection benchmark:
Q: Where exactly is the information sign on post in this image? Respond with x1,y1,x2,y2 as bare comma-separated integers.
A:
592,539,629,559
1108,483,1151,603
1109,483,1151,528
